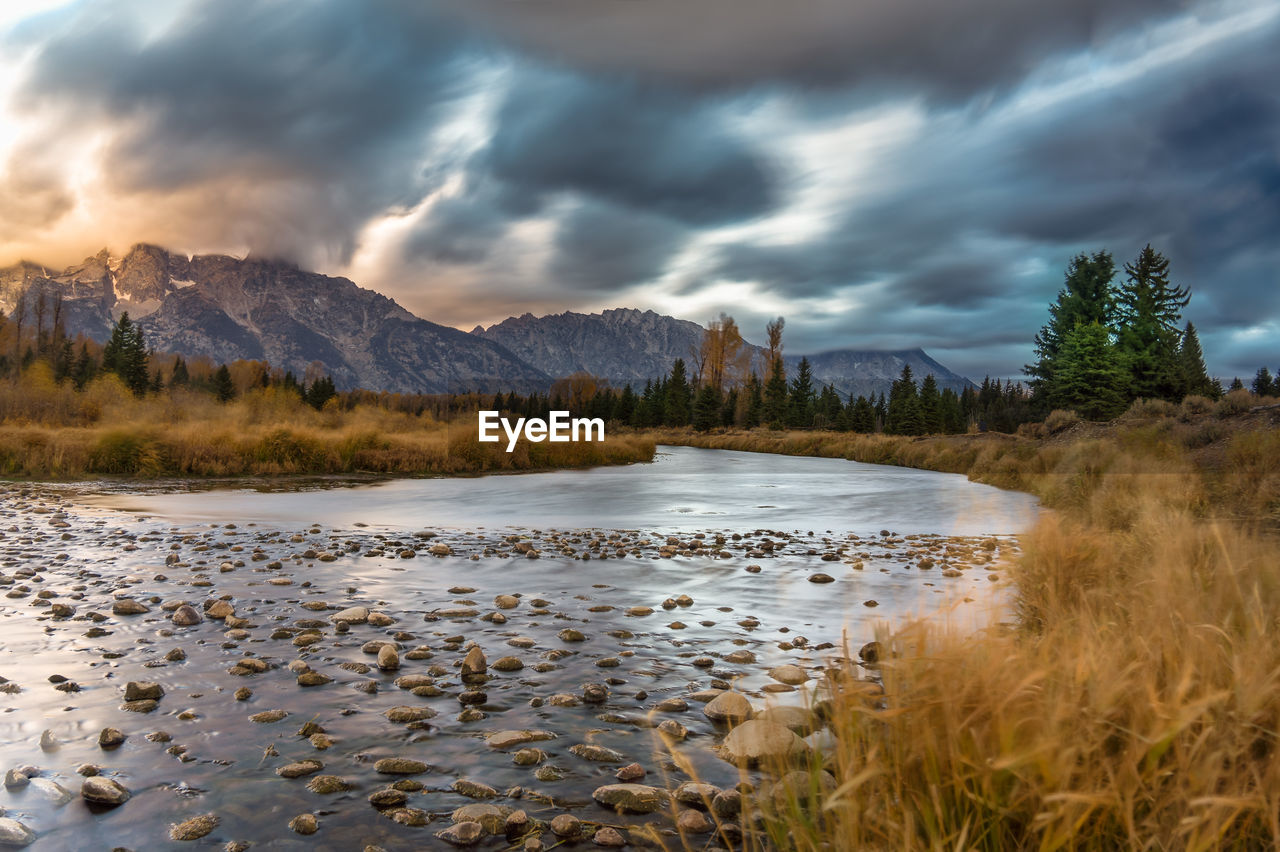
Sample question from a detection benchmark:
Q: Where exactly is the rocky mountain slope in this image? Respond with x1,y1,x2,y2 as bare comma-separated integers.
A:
2,245,974,396
0,245,548,393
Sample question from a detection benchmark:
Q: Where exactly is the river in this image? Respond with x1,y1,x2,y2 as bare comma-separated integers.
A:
0,446,1037,850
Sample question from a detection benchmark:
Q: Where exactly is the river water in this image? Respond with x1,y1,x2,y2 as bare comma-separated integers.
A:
0,447,1038,850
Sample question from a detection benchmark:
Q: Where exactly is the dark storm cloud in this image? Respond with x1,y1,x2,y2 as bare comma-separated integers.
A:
548,201,688,292
481,72,776,226
701,12,1280,378
443,0,1184,99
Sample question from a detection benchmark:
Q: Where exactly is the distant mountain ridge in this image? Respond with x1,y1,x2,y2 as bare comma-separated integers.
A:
1,245,974,397
474,308,974,398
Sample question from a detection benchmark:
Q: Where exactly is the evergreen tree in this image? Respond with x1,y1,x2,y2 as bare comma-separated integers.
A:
918,374,942,434
71,342,96,390
101,312,150,395
1229,376,1245,392
692,384,721,432
874,392,887,430
787,357,815,427
1253,367,1275,397
849,395,876,433
940,388,965,433
1054,323,1128,420
720,387,738,427
742,373,763,428
664,359,692,426
814,384,842,429
615,385,637,424
1115,245,1190,401
308,375,337,409
1027,251,1117,406
212,365,236,403
170,356,190,387
763,357,788,428
885,365,923,435
1177,322,1215,398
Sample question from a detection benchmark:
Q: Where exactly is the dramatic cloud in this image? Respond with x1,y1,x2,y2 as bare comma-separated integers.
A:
0,0,1276,380
444,0,1183,98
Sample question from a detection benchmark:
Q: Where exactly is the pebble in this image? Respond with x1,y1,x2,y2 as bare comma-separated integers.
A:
550,813,581,838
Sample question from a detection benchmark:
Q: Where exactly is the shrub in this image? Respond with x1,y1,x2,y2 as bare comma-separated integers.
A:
1043,409,1082,434
89,430,160,475
1122,398,1177,421
1215,388,1254,418
1179,394,1214,419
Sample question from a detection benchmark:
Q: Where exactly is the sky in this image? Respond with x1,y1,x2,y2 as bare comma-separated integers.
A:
0,0,1276,381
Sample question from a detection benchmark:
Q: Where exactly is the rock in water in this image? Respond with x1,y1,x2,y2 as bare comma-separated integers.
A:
591,783,671,814
81,776,131,806
460,645,487,682
703,691,754,725
0,817,36,848
124,681,164,701
718,720,809,766
330,606,369,624
377,645,400,671
171,605,202,626
169,814,219,841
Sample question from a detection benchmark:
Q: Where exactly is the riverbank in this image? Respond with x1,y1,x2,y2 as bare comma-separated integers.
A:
643,409,1280,848
0,382,655,478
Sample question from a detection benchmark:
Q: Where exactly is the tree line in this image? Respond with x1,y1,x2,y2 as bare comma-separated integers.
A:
0,299,340,411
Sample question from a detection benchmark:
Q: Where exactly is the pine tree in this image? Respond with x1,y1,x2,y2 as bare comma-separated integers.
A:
940,388,965,433
71,342,95,390
1177,322,1215,399
874,392,887,430
918,374,942,434
1115,245,1190,401
763,357,788,429
787,357,815,427
170,356,190,387
692,384,721,432
885,365,923,435
1027,251,1117,406
212,365,236,403
664,359,692,426
1253,367,1275,397
1229,377,1245,391
102,313,150,395
1054,323,1128,420
849,395,876,433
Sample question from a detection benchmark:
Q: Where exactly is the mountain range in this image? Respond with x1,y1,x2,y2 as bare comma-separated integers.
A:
0,245,973,397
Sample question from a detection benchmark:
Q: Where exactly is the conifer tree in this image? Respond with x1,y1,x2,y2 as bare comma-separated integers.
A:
1115,245,1189,401
102,312,150,395
1027,251,1117,405
918,374,942,434
212,364,236,403
742,373,763,428
849,395,876,433
1177,322,1215,398
692,384,721,432
787,357,815,427
1253,367,1275,397
885,365,923,435
1054,323,1127,420
763,357,788,428
664,359,692,426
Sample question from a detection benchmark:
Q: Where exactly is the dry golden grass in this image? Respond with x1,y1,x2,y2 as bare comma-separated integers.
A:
0,369,654,478
645,421,1280,850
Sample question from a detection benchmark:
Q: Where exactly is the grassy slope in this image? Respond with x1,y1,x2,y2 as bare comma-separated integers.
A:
644,406,1280,850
